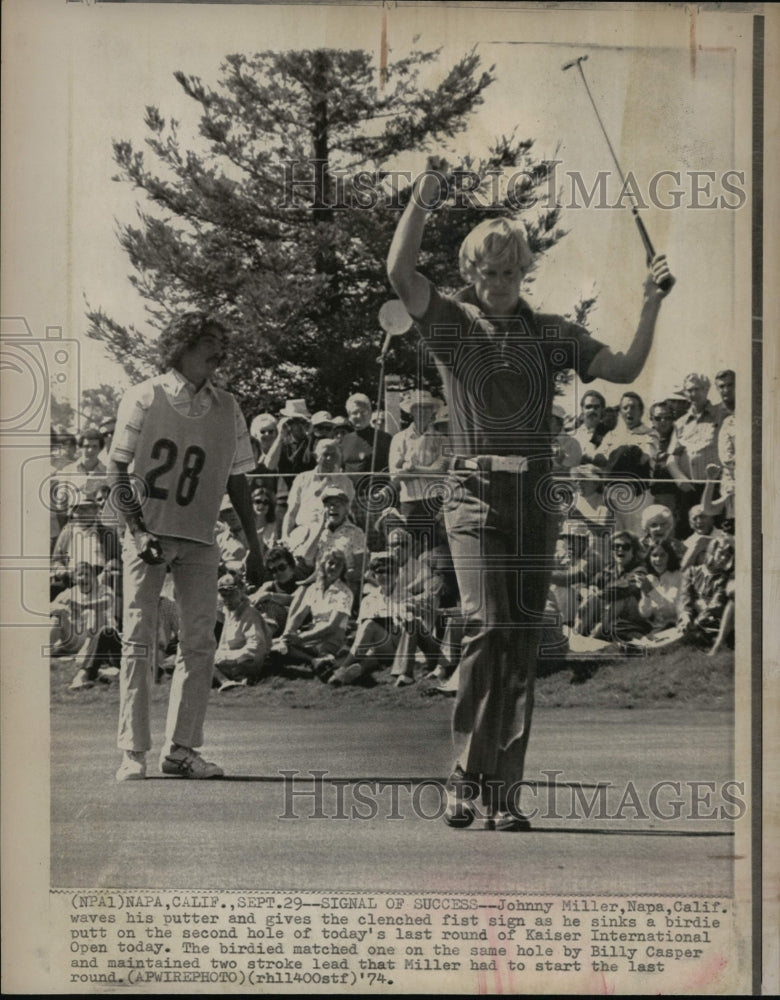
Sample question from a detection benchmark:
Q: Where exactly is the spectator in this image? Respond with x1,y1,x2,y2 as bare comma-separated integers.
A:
548,522,603,633
331,415,352,443
595,391,656,476
51,487,119,598
310,485,366,593
680,504,726,571
60,427,107,478
250,483,281,572
389,390,448,549
282,438,354,567
581,531,652,643
251,544,299,637
550,404,582,471
637,539,682,632
277,399,315,487
98,418,116,467
675,373,722,490
272,549,353,666
678,534,735,654
215,495,249,569
304,410,337,466
50,560,121,690
567,465,611,554
639,504,685,561
704,371,736,529
713,368,735,421
212,570,271,690
647,400,694,529
571,390,608,463
51,427,78,471
340,392,394,547
249,412,282,474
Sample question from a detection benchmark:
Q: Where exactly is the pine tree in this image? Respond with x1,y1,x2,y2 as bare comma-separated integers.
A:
87,47,571,415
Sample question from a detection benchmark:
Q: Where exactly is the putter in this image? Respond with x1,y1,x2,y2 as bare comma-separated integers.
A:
562,54,675,292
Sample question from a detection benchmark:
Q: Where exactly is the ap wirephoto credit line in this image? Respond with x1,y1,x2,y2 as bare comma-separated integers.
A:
1,0,775,995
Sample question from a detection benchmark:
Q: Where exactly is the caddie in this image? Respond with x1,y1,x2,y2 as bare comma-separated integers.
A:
109,312,262,781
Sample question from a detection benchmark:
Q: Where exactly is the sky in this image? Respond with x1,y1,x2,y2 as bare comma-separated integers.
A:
2,1,754,420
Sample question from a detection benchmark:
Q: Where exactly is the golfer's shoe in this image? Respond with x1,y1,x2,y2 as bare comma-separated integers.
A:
492,809,532,833
69,668,94,690
161,747,224,779
116,750,147,782
442,766,481,829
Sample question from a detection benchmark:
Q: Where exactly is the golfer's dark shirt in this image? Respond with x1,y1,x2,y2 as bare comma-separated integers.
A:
415,285,606,459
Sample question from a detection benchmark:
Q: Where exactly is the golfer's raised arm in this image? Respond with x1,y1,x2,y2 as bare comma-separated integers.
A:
387,159,447,318
587,254,673,384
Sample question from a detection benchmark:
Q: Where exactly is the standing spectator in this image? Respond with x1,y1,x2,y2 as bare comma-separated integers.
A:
98,417,116,467
50,560,121,690
340,392,394,547
303,410,337,466
387,156,672,829
109,312,262,782
705,371,736,529
249,412,282,474
549,404,583,471
331,415,352,444
51,427,78,471
277,399,315,487
571,390,607,464
212,570,270,689
595,391,657,476
675,373,722,492
51,488,119,598
713,368,735,422
647,400,694,530
389,390,448,550
282,438,354,566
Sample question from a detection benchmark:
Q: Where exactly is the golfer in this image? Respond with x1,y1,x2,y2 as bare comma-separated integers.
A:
387,156,673,830
110,312,262,781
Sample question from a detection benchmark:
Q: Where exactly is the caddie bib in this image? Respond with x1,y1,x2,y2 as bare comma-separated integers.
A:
132,383,236,544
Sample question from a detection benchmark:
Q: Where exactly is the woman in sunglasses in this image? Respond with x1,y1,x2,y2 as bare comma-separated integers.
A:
250,484,281,579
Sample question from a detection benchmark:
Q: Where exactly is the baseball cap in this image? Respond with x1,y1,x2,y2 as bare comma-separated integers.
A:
321,486,350,504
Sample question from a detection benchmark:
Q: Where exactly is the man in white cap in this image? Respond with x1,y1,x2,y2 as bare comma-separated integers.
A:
314,485,366,594
277,398,314,486
389,390,448,549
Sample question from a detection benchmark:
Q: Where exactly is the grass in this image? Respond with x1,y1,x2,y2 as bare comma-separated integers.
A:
50,645,734,713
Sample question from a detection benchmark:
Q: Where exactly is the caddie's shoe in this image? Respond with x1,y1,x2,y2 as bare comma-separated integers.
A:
161,747,224,779
492,809,532,832
116,750,147,782
69,668,94,690
394,675,415,688
98,666,120,683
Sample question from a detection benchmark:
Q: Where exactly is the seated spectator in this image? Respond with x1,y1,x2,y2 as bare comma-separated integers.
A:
389,390,448,551
309,486,366,595
50,560,121,690
678,534,735,654
251,544,299,637
215,495,249,569
637,539,682,632
212,570,271,690
548,522,603,634
567,465,611,557
282,438,354,565
579,531,652,643
51,487,119,599
249,412,282,474
271,549,353,667
595,391,656,476
639,504,685,561
680,504,726,571
250,483,281,574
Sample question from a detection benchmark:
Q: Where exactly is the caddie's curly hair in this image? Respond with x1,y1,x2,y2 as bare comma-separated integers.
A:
157,312,229,374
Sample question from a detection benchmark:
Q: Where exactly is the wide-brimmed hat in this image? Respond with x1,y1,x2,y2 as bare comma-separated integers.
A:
403,390,438,411
279,399,311,420
311,410,335,428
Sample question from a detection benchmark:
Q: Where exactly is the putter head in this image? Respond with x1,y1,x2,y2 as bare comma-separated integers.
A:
562,54,588,71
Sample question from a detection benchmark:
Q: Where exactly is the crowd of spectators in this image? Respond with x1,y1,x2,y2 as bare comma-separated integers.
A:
49,368,737,691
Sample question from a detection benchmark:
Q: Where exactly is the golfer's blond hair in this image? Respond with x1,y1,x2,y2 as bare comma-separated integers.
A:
459,218,533,284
